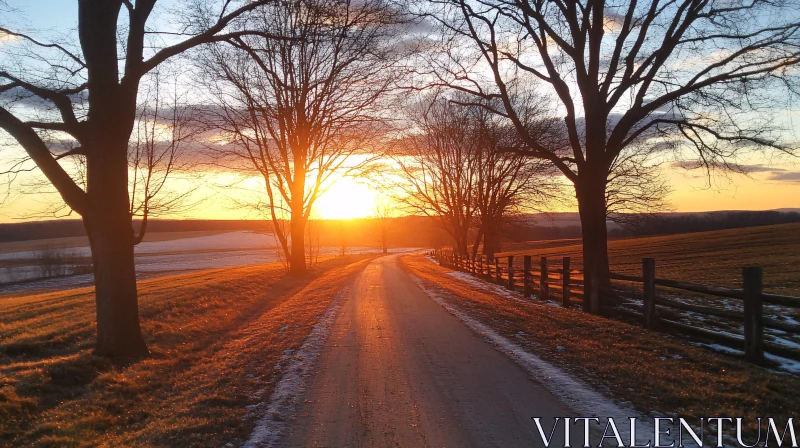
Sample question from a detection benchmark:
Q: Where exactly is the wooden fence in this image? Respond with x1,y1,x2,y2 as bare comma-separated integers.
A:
429,249,800,364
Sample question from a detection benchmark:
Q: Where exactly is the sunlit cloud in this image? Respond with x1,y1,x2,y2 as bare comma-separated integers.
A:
0,30,19,45
206,132,238,146
603,14,625,32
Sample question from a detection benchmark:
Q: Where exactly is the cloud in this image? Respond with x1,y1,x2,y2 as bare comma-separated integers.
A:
603,13,626,32
0,30,19,45
671,161,800,183
0,85,88,108
768,171,800,182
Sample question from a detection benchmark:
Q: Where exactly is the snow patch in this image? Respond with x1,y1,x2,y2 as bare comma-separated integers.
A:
243,287,349,448
446,271,527,303
411,275,654,442
765,353,800,374
445,270,564,308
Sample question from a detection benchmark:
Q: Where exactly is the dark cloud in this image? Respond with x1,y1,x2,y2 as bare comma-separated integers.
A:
0,85,88,108
768,171,800,182
671,161,800,183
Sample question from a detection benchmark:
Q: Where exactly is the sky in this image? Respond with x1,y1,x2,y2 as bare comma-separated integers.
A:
0,0,799,223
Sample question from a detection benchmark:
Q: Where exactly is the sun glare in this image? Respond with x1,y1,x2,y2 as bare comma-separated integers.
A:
314,176,379,220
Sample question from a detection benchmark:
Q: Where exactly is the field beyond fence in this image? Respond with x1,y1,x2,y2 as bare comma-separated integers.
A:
431,223,800,369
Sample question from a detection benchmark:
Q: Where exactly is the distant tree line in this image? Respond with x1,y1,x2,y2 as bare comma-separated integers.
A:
0,219,274,243
614,211,800,237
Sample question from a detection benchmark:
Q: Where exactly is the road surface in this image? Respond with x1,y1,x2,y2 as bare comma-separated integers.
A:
282,255,579,447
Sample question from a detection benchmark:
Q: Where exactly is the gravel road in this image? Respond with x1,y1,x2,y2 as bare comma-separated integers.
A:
282,255,581,447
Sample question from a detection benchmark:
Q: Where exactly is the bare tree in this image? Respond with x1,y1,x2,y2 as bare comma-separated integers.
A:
393,93,558,257
467,103,558,259
393,96,480,254
305,211,322,267
200,0,409,274
606,144,673,229
130,73,201,243
372,194,395,254
338,221,349,256
423,0,800,310
0,0,274,357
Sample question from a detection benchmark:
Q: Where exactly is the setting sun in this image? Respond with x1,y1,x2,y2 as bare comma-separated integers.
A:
314,176,379,220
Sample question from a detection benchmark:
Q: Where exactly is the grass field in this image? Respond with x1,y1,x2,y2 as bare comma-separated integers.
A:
499,222,800,296
0,255,372,447
401,254,799,441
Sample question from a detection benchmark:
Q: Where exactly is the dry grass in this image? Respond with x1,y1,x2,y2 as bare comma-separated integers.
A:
0,255,373,447
499,222,800,296
401,254,800,438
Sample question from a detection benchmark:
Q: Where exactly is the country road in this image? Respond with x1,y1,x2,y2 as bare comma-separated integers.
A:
282,255,581,447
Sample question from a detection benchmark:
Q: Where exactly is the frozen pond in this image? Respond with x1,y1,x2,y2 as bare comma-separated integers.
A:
0,231,415,293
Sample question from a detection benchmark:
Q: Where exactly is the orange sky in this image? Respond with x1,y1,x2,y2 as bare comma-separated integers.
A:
1,163,798,223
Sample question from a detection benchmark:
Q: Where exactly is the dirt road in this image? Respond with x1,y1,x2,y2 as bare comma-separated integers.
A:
282,255,579,447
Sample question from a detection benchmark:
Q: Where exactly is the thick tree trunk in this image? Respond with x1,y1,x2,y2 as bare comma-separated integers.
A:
483,225,499,260
447,217,470,256
576,173,612,314
74,0,148,357
289,212,307,274
288,151,308,274
456,231,469,256
471,225,483,260
84,139,148,357
85,212,147,357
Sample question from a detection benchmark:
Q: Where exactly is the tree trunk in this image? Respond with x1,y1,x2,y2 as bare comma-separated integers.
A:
471,224,484,260
84,139,148,357
576,173,612,314
456,232,469,256
289,154,307,274
483,225,499,260
289,212,307,274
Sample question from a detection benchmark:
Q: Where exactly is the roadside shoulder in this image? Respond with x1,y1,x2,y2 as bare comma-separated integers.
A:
399,254,800,441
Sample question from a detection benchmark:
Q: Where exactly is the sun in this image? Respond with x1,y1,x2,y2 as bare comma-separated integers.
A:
314,176,379,220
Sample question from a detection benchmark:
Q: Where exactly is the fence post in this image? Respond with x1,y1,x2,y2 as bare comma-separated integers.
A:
495,257,501,284
562,257,571,308
540,256,549,301
523,255,532,298
743,266,764,363
507,256,514,290
643,258,657,330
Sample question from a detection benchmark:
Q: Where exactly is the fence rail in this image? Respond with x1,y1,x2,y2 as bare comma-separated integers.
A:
429,249,800,365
